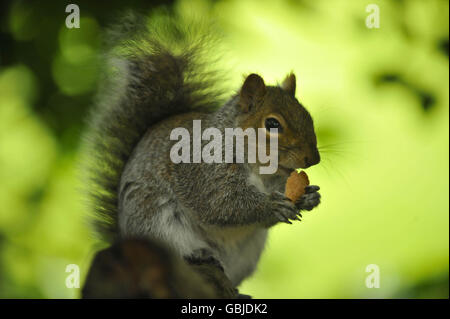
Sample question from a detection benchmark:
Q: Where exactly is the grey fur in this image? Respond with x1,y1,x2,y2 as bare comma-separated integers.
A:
84,14,320,287
83,14,226,242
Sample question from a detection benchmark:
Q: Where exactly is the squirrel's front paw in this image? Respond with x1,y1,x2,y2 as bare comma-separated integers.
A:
268,191,301,225
295,185,321,211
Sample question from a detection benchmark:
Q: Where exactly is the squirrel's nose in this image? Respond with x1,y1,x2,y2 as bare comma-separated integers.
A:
304,150,320,168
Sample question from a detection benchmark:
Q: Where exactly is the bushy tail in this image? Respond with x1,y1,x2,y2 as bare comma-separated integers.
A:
82,12,227,242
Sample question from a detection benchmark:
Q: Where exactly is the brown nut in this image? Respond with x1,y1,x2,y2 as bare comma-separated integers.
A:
285,170,310,202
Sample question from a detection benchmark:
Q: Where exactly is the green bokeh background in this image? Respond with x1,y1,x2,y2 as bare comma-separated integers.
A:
0,0,448,298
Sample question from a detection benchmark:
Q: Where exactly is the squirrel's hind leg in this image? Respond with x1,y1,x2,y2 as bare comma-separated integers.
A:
185,250,240,299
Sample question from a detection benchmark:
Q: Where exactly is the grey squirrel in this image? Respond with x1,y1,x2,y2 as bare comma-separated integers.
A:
82,13,321,298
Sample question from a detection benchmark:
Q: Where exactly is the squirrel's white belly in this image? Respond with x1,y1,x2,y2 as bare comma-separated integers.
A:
149,198,211,256
141,196,268,286
216,227,268,286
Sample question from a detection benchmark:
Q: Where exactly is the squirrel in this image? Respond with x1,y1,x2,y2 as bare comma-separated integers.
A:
82,13,321,298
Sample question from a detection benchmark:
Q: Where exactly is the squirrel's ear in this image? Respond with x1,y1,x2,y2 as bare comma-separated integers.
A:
281,73,296,96
240,73,266,112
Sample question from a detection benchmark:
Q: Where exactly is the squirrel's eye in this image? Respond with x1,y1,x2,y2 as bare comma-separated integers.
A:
265,117,282,132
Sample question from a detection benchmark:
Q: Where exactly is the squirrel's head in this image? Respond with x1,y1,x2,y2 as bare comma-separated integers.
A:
237,73,320,174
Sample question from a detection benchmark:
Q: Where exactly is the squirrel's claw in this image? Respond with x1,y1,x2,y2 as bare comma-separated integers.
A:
296,186,321,211
269,191,300,224
274,212,293,224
